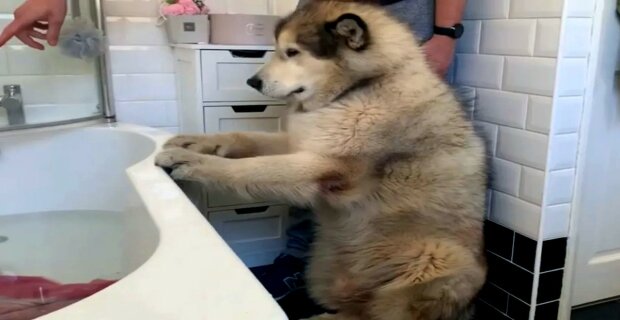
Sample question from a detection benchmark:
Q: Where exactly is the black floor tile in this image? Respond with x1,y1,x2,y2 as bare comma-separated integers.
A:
474,301,511,320
487,253,534,302
537,270,564,303
484,221,515,259
507,295,531,320
479,283,509,313
513,233,537,272
536,301,559,320
541,238,567,272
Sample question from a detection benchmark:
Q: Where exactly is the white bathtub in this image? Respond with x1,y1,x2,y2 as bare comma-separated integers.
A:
0,121,286,320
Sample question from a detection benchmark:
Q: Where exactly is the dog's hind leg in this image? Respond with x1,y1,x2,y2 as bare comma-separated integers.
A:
155,148,363,207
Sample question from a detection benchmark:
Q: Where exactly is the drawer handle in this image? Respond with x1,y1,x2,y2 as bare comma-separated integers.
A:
231,105,267,113
235,206,270,215
229,50,267,58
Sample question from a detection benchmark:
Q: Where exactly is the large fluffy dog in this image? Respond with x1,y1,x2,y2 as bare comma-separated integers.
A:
156,1,488,319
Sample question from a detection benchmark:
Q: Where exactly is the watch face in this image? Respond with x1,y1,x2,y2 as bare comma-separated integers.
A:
454,23,464,38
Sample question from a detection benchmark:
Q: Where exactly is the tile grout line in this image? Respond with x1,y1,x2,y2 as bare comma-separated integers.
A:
478,300,517,320
488,282,535,308
510,230,516,260
488,251,535,274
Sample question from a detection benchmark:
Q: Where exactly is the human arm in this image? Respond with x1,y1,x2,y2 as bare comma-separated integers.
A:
0,0,68,50
423,0,467,77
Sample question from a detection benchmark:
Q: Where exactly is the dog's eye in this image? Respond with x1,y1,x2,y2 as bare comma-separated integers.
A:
285,48,300,58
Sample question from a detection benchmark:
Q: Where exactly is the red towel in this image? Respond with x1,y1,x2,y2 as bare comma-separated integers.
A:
0,276,116,320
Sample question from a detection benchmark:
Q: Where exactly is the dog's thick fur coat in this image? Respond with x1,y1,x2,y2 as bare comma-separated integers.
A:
156,2,488,319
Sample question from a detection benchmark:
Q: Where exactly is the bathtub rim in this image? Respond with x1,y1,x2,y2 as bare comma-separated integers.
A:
4,121,287,319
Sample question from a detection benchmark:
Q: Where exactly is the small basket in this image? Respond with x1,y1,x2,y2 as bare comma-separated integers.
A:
164,15,210,44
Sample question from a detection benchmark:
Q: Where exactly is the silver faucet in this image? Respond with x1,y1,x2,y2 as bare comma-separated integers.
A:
1,85,25,126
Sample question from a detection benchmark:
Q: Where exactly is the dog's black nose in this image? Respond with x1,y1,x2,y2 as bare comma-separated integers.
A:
246,76,263,91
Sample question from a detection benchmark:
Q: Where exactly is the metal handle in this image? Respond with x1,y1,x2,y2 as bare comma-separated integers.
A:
234,206,269,215
231,105,268,113
229,50,267,58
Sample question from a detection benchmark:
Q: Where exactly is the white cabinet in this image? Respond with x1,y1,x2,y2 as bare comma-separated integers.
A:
173,44,289,267
208,205,289,267
200,50,279,102
203,105,288,133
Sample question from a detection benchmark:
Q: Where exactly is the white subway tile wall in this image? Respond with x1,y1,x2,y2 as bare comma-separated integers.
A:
503,56,557,96
536,0,593,239
552,96,583,134
455,54,504,89
0,49,8,74
480,19,536,56
555,57,588,96
526,95,553,134
476,88,528,128
463,0,510,20
534,19,561,58
542,203,571,239
103,0,297,130
490,191,541,239
519,167,545,205
561,18,593,58
456,0,593,240
547,133,579,170
563,0,596,18
545,169,576,205
496,126,548,170
509,0,564,18
491,157,522,196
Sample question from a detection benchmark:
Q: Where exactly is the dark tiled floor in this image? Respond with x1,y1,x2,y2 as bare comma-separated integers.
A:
572,299,620,320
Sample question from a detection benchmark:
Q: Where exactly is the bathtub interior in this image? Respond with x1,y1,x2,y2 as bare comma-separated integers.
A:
0,126,159,289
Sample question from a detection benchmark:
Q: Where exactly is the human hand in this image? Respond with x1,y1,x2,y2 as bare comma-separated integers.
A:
0,0,68,50
422,35,456,77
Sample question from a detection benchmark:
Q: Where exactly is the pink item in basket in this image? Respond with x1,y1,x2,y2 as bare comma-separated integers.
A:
178,0,201,15
161,3,185,16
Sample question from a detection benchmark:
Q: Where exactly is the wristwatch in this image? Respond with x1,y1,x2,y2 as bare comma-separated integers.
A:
434,23,465,39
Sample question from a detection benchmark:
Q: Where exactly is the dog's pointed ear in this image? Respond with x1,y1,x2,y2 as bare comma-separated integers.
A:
325,13,369,51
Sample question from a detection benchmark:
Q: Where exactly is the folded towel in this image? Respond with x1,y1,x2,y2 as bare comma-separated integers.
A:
0,276,116,320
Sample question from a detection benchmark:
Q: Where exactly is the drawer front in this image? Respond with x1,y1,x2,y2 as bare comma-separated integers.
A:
201,50,277,102
208,205,289,267
207,189,268,209
203,104,288,207
203,105,288,134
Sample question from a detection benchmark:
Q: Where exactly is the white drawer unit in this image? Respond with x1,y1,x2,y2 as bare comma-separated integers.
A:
200,50,278,102
172,44,290,267
208,205,289,267
207,189,267,209
204,104,288,207
203,105,288,133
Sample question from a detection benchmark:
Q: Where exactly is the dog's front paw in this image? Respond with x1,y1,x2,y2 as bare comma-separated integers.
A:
168,163,196,181
164,135,209,150
163,134,248,158
163,134,228,155
155,147,203,168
